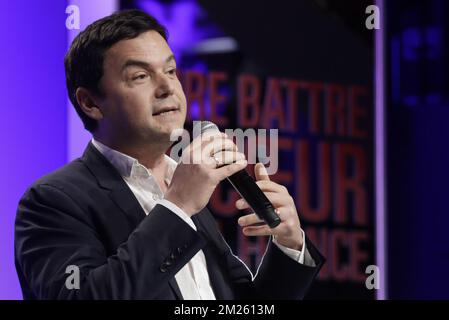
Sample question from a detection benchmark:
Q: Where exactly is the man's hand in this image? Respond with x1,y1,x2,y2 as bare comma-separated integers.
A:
236,163,304,250
165,131,247,217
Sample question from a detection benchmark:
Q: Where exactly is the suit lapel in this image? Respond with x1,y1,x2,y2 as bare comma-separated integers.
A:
168,278,183,299
82,142,186,299
81,142,146,227
191,210,235,300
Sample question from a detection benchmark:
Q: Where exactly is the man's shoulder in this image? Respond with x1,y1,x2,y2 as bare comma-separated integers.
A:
28,157,97,196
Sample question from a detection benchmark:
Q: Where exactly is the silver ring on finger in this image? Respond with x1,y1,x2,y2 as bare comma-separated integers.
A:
212,155,220,168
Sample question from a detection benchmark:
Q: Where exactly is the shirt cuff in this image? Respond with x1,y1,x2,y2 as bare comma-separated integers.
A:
272,229,306,264
156,199,197,231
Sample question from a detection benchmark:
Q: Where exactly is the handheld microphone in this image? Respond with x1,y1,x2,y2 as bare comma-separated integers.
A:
200,121,281,228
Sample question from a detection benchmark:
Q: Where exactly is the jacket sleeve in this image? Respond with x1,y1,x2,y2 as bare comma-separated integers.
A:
228,237,325,300
15,183,206,299
198,207,325,300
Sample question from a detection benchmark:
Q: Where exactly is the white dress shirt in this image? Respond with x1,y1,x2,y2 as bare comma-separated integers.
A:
91,138,312,300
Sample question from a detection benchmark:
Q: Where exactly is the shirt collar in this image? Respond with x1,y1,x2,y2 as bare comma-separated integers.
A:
91,138,177,183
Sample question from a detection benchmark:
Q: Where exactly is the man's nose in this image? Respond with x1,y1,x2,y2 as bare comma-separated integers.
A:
154,73,174,99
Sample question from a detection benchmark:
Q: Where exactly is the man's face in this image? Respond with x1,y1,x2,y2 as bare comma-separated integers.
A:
97,30,186,144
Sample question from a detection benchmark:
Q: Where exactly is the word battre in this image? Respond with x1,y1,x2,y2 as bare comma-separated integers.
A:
174,304,274,318
180,71,370,140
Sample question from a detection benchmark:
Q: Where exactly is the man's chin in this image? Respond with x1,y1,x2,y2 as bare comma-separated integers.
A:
150,123,184,142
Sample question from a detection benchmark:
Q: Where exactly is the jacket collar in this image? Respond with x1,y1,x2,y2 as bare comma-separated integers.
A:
90,138,177,183
81,141,146,226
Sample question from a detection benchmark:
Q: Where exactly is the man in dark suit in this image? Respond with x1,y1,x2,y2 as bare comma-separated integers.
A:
14,9,324,300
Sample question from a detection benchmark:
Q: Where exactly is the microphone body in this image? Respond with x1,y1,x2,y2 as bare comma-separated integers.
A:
227,169,281,228
200,121,281,228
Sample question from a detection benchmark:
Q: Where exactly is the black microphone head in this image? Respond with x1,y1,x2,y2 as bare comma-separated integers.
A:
200,120,219,134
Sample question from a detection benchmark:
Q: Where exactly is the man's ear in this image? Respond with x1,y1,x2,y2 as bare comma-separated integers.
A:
75,87,104,121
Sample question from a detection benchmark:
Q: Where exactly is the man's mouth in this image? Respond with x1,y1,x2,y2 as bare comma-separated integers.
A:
152,106,180,116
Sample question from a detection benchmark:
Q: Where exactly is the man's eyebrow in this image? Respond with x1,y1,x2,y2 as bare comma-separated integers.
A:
121,55,176,72
166,54,176,64
121,59,150,72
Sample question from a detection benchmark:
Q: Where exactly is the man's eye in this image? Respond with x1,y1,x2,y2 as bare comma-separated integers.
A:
167,68,177,75
132,74,148,81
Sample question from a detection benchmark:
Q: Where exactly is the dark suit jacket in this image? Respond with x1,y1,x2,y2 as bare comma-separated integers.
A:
14,142,324,300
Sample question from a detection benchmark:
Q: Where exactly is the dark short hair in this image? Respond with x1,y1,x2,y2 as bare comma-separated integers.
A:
64,9,168,132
